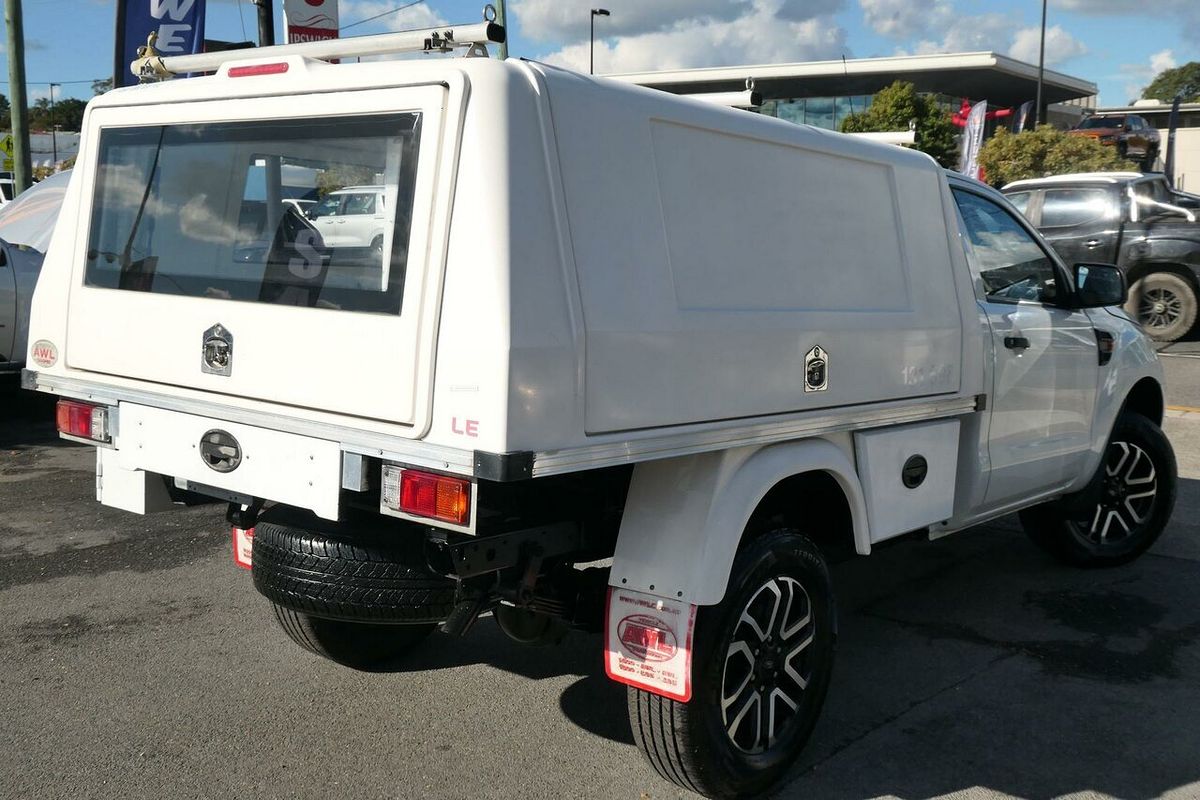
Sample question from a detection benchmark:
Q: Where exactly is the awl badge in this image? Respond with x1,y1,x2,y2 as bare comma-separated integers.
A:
804,345,828,392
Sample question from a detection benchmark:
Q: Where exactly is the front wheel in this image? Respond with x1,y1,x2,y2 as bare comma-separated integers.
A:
628,530,836,799
1020,413,1176,567
1127,272,1198,343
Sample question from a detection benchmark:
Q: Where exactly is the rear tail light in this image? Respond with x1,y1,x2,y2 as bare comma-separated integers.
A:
383,467,471,525
55,400,110,442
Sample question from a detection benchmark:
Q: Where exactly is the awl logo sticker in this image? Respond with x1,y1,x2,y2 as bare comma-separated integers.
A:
605,588,696,702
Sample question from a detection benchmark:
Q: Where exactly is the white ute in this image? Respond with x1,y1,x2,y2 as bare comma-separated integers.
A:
23,16,1176,799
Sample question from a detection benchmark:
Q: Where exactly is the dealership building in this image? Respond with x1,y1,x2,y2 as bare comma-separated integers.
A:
613,51,1097,132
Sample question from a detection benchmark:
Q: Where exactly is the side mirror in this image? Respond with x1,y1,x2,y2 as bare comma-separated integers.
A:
1073,263,1127,308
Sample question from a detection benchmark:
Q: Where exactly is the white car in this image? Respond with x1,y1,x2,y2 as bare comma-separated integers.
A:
24,20,1175,800
308,185,387,253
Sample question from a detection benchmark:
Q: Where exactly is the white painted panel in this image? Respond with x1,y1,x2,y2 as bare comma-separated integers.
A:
116,402,342,519
854,419,960,543
651,120,908,312
97,446,175,515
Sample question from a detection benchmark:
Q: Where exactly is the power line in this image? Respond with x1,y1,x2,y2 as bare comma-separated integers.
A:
0,79,103,85
340,1,426,32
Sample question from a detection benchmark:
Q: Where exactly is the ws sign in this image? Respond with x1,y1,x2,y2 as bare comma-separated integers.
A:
116,0,207,87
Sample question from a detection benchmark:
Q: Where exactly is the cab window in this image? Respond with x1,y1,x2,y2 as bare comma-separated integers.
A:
1006,191,1034,218
1040,188,1111,227
310,194,343,219
953,189,1060,304
344,193,376,215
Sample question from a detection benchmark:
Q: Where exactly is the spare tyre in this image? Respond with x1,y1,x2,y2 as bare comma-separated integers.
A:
251,509,456,625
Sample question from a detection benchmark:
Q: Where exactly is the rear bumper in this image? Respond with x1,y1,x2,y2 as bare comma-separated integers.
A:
22,369,530,481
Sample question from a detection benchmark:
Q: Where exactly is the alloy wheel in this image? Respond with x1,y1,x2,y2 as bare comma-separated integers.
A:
1138,287,1183,333
720,576,815,754
1074,440,1158,545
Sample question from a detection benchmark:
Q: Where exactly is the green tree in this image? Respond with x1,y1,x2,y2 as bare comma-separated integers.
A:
977,127,1136,187
0,92,9,130
92,78,114,96
27,98,87,132
1142,61,1200,103
840,80,959,168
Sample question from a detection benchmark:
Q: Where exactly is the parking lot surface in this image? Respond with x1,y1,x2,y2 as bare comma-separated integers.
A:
2,375,1199,800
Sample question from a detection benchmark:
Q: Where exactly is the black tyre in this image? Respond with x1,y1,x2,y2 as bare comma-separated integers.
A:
628,530,836,799
1020,413,1176,567
271,602,434,670
1127,272,1198,342
251,510,456,624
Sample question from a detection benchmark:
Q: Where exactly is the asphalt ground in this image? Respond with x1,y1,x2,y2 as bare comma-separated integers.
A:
2,371,1200,800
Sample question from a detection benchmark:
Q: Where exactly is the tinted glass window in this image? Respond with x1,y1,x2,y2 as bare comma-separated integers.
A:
309,194,342,219
344,193,377,215
85,113,421,314
1079,116,1124,129
953,189,1059,304
1040,188,1112,227
1006,191,1034,217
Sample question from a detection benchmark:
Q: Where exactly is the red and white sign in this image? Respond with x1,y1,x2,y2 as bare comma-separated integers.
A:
605,587,696,702
232,526,254,569
284,0,339,44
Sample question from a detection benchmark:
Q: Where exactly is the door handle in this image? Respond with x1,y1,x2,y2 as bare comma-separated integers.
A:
1085,239,1102,249
1004,336,1030,350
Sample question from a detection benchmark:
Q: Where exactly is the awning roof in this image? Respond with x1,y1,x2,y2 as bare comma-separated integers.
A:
608,52,1096,109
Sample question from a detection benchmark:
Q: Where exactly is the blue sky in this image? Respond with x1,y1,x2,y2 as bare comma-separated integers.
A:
1,0,1196,109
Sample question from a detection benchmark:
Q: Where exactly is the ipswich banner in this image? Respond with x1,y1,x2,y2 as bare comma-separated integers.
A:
285,0,340,44
115,0,207,87
958,100,988,180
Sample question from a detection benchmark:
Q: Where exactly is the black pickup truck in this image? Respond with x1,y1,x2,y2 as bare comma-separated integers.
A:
1003,172,1200,341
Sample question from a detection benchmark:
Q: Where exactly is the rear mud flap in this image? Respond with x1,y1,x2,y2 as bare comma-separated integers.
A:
604,587,697,702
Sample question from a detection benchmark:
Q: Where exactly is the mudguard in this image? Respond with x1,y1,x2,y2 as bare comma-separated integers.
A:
609,438,869,606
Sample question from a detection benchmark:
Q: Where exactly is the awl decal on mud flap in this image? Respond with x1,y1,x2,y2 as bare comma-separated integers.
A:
604,588,696,702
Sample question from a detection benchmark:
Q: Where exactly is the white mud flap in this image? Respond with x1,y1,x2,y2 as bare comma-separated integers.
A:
604,588,697,702
233,527,254,569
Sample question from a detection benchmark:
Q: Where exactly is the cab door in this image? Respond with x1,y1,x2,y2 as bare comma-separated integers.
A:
1034,186,1122,266
952,188,1100,507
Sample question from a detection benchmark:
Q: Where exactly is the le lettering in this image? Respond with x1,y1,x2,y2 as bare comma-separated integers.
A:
452,418,479,438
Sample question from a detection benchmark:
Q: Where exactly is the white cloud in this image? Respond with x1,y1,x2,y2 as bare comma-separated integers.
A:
1055,0,1200,40
1008,25,1087,65
1150,49,1177,75
337,1,445,33
514,0,841,42
528,0,849,74
860,0,953,40
1119,49,1181,103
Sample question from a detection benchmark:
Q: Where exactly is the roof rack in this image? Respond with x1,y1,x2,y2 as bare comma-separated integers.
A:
132,6,505,83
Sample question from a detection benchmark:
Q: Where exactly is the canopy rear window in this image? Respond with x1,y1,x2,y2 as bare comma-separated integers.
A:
85,113,421,314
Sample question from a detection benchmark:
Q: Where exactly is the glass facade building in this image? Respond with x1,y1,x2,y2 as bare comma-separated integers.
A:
758,96,876,131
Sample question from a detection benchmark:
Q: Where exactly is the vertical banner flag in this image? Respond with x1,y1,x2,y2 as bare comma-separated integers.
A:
1015,100,1034,133
115,0,207,87
285,0,340,44
1164,95,1182,188
958,100,988,180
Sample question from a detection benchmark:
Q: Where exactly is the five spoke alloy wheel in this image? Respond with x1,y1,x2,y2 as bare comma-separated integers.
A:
1074,440,1157,545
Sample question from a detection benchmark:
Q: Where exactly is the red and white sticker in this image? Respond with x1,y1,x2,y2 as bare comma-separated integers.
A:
30,339,58,368
604,587,696,702
232,526,254,569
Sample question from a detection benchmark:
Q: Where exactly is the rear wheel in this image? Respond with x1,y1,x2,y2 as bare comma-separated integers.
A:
270,603,434,670
628,530,836,799
1021,413,1176,567
1127,272,1198,342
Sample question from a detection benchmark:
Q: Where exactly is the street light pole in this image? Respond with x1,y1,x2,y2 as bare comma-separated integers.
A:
590,8,609,76
48,82,59,168
253,0,275,47
1035,0,1047,127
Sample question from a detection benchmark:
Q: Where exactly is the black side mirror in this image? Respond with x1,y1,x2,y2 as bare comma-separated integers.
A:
1073,263,1127,308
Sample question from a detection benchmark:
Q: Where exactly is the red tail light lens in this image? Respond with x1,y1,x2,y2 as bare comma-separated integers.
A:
227,62,290,78
55,400,110,442
398,469,471,525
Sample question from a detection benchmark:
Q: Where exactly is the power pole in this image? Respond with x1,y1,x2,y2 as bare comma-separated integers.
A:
494,0,508,60
49,82,59,168
253,0,276,47
4,0,33,193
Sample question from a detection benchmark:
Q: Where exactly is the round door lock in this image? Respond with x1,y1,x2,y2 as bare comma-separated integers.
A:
902,455,928,489
199,429,242,473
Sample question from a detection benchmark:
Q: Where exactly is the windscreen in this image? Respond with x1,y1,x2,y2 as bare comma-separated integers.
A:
85,113,421,314
1078,116,1123,130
